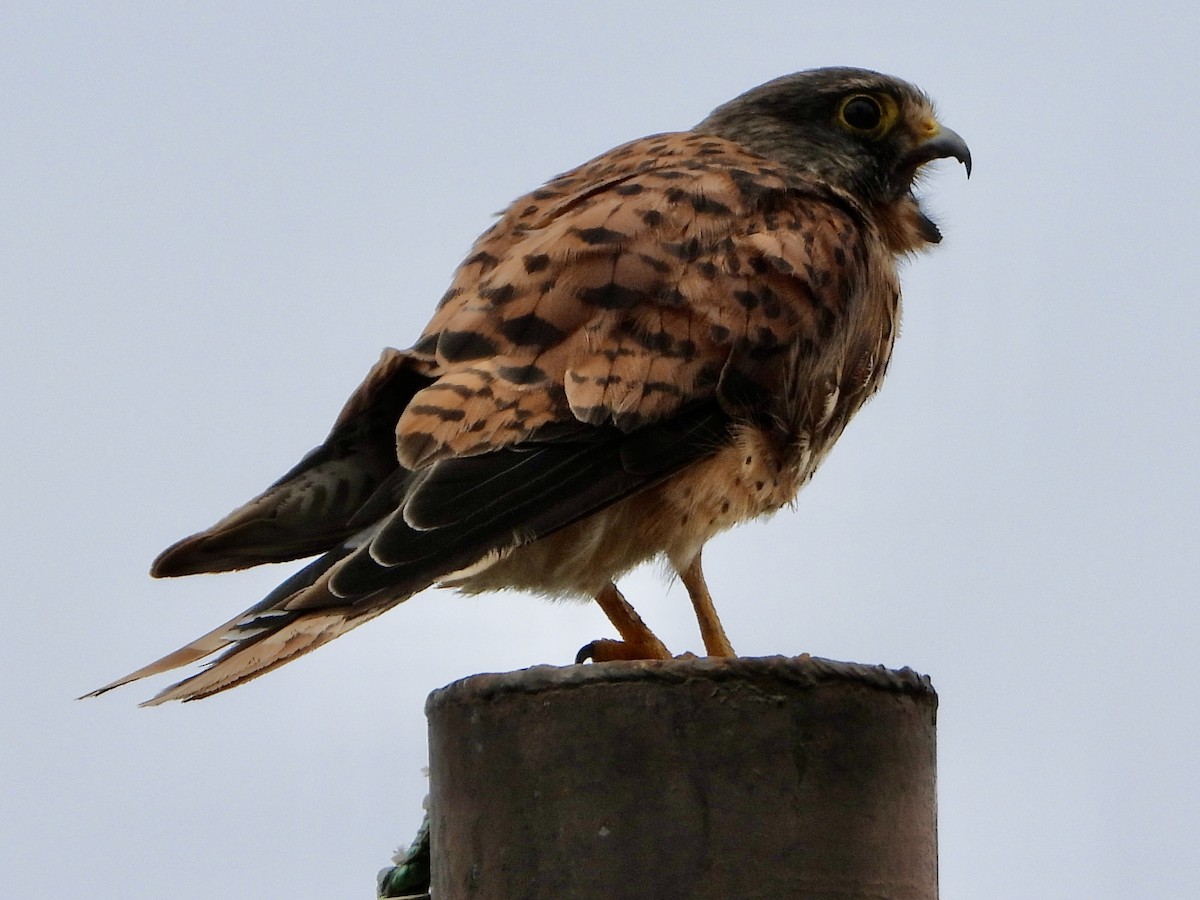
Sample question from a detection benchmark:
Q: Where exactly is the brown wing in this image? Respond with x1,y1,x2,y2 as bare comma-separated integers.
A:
396,131,871,466
88,132,876,702
149,348,431,577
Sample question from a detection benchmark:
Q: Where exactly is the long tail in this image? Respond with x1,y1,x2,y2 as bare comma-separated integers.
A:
82,546,395,704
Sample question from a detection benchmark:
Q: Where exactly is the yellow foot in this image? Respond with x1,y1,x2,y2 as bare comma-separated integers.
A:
575,638,672,664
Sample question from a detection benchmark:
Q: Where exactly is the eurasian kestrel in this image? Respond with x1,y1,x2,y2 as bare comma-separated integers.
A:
87,67,969,704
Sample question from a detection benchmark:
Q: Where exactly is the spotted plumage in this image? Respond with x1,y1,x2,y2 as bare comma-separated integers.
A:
85,67,969,703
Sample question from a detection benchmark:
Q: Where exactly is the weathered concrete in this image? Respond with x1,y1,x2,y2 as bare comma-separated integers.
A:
427,655,938,899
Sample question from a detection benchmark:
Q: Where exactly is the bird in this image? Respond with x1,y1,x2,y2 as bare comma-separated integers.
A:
85,67,970,704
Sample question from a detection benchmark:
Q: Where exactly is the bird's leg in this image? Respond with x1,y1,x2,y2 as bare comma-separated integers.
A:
576,581,673,663
679,551,736,657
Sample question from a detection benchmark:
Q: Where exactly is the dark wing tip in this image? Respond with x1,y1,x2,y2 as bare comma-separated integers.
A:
149,533,251,578
149,537,202,578
149,520,357,578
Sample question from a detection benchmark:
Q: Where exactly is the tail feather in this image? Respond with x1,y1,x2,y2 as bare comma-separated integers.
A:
82,546,358,702
141,606,389,704
80,605,274,701
86,397,731,703
80,631,234,699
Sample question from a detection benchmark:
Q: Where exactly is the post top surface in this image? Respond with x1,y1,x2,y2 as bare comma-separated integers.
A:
426,654,935,713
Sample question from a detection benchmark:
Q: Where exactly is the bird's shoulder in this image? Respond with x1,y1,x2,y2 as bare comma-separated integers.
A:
395,132,881,469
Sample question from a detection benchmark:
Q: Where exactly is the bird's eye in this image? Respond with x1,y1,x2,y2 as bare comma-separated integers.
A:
836,93,898,139
841,95,882,131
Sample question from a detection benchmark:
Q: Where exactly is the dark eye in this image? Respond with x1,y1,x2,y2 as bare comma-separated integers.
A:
841,95,882,132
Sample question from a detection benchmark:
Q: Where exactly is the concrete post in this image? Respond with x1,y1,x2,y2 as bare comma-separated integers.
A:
426,655,937,899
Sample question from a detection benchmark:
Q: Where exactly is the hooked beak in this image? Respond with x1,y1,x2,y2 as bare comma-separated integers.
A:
903,124,970,245
906,124,972,178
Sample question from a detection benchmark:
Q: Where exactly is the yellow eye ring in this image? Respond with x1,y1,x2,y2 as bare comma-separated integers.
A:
837,93,900,140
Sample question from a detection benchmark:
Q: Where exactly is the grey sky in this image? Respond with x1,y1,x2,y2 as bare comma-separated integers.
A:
3,2,1198,897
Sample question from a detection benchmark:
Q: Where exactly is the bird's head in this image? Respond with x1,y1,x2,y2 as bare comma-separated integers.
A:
695,67,971,251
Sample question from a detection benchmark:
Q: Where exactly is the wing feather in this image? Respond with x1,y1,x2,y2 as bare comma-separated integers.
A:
150,349,428,576
397,132,867,467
